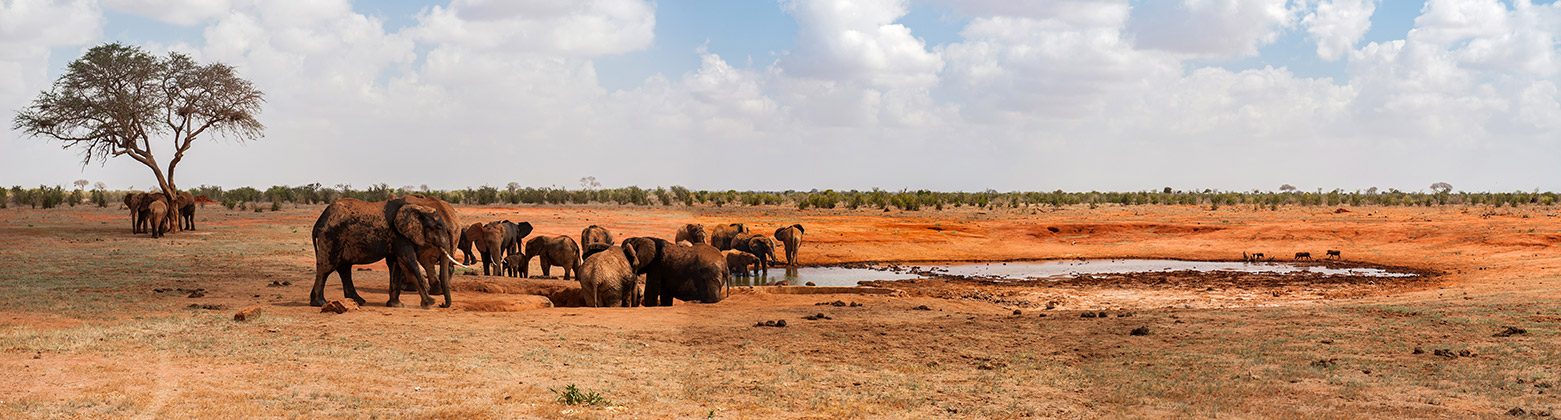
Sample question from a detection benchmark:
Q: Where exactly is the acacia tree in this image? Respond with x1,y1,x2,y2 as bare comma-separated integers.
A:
12,42,263,203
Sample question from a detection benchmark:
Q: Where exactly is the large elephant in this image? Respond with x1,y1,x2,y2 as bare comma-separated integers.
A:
580,225,614,259
309,196,462,308
392,194,463,295
147,199,169,238
709,223,747,250
577,244,642,307
175,191,196,231
523,235,581,279
773,224,804,266
126,193,159,234
674,223,707,246
623,237,727,306
730,232,779,273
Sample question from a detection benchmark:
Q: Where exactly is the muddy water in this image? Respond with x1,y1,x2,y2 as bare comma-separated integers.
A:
733,259,1417,288
917,259,1417,280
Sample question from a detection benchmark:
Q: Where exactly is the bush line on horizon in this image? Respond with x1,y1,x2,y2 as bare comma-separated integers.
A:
4,183,1558,211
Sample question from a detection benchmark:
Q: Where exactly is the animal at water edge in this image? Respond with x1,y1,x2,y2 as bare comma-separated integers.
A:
729,232,779,273
577,244,642,307
723,250,760,277
1294,252,1312,261
773,224,805,266
1242,252,1265,262
1325,250,1341,260
622,237,728,306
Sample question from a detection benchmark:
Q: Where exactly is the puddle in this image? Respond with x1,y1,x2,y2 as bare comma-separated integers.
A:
730,267,920,287
733,259,1417,288
912,259,1417,281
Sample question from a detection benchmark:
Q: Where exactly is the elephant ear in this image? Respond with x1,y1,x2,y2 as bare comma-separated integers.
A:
394,206,429,247
514,221,534,238
793,224,804,235
621,244,638,269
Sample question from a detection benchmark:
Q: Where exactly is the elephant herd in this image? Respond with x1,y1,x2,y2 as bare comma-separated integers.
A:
124,191,196,238
308,193,806,310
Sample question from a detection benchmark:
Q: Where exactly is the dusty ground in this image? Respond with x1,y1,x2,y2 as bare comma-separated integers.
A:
0,202,1558,419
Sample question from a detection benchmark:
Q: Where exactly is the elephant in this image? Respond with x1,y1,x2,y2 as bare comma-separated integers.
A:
125,193,158,234
622,237,727,306
309,196,462,308
135,193,170,235
675,223,707,246
577,244,642,307
390,194,463,295
723,250,759,277
473,220,532,276
523,235,581,280
175,191,196,231
773,224,804,266
458,222,486,265
709,223,747,250
729,232,779,274
503,253,526,277
580,225,615,259
147,199,169,238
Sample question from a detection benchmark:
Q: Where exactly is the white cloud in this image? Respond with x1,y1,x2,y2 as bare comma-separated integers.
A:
103,0,229,25
1302,0,1377,61
411,0,654,56
1130,0,1300,57
780,0,942,89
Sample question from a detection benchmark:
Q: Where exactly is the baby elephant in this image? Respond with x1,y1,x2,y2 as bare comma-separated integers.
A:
723,250,760,277
502,253,526,278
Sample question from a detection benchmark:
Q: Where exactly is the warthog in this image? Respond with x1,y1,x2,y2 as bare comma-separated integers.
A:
1325,250,1341,260
1294,252,1312,261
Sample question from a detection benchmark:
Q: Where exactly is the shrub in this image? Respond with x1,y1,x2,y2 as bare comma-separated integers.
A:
551,384,610,406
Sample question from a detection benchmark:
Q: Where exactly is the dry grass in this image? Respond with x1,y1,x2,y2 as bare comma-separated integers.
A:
0,204,1559,418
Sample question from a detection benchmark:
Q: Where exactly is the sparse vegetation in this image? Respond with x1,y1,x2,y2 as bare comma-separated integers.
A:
552,384,611,406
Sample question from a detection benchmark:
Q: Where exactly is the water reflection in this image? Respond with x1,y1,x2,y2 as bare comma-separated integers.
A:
728,266,919,287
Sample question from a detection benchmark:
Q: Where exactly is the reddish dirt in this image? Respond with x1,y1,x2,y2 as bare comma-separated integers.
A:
3,203,1560,418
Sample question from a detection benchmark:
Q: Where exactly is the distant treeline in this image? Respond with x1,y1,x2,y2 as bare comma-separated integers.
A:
5,183,1559,211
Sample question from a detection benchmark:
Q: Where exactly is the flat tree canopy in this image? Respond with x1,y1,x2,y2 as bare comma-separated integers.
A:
12,42,264,199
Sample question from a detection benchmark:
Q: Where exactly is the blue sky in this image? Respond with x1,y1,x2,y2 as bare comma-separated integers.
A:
4,0,1560,193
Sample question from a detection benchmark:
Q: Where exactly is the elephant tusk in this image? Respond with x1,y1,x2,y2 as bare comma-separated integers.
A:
443,251,471,268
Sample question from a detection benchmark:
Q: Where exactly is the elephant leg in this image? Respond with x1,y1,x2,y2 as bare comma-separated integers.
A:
390,249,433,308
541,258,552,278
310,263,334,307
642,279,660,307
386,258,404,308
338,265,367,306
419,259,443,308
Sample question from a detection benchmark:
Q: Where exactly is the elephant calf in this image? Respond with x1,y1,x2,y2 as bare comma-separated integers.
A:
524,235,581,280
773,224,804,266
723,250,759,277
577,245,642,307
147,200,169,238
503,253,526,278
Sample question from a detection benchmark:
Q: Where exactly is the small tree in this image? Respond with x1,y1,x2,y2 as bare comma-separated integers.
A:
73,179,88,190
13,42,264,203
1279,184,1297,192
1430,182,1453,194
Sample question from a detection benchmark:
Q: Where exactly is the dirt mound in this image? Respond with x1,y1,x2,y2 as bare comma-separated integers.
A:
456,295,554,312
449,276,583,307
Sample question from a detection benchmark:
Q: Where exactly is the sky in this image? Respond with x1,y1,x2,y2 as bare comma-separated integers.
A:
1,0,1559,193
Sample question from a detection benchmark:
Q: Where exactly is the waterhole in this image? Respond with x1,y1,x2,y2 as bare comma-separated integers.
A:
733,259,1419,288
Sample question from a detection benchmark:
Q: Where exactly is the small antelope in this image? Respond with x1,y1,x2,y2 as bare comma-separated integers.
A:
1294,252,1312,261
1325,250,1341,260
